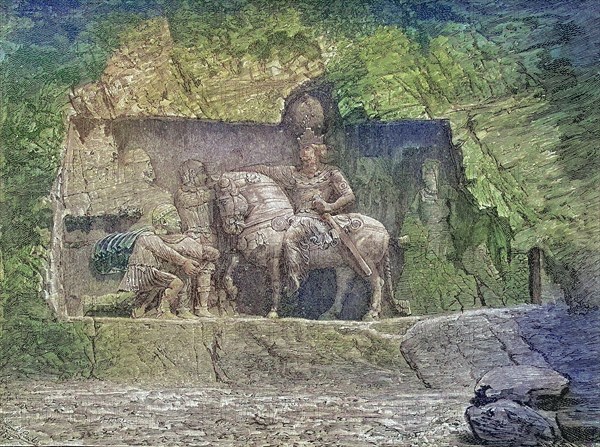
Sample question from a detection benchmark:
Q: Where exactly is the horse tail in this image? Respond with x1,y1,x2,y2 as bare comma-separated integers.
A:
383,247,412,317
381,247,411,316
383,248,394,304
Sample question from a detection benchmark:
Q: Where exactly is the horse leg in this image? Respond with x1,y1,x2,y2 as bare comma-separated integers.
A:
266,256,282,319
223,252,240,314
319,267,354,320
363,267,384,321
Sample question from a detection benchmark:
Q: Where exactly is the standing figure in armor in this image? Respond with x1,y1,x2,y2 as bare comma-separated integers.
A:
174,160,220,317
244,130,356,292
118,204,219,319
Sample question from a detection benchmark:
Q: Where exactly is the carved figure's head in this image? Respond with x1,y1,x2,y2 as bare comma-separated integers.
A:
298,128,329,175
151,204,182,235
215,176,248,235
179,159,208,187
299,143,328,177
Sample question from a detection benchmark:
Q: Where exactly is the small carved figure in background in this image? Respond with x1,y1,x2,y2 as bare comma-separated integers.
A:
415,159,452,258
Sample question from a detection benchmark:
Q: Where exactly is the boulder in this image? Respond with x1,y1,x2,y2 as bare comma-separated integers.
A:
400,307,550,389
465,399,559,446
475,365,569,410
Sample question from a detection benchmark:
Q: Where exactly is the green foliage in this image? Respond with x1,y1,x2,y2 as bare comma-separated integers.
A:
0,294,93,379
73,12,149,81
0,245,91,378
170,6,320,64
326,24,530,121
168,0,380,41
0,6,147,378
396,215,478,314
327,26,429,121
449,190,512,269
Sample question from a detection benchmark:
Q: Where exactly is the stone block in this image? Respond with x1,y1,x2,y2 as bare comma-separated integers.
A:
72,317,418,386
400,307,551,389
475,365,569,410
465,399,559,446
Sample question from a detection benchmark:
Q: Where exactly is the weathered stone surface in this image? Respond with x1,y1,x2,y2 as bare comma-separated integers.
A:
77,316,418,386
0,380,472,447
55,118,174,309
2,305,596,445
399,305,599,443
557,405,600,442
71,18,326,123
475,365,569,410
400,306,551,390
465,399,559,446
517,305,600,442
62,120,171,218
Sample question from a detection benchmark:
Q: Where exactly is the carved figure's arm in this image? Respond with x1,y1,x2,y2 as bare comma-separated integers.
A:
314,169,356,214
141,234,199,273
240,164,296,189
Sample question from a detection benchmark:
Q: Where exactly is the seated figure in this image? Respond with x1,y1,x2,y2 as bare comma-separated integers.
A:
242,129,358,293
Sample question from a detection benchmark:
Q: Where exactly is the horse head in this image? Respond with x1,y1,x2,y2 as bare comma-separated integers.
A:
215,174,249,235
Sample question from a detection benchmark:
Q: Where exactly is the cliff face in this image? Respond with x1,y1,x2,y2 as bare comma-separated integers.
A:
4,305,597,444
443,0,600,307
70,18,326,123
53,4,597,315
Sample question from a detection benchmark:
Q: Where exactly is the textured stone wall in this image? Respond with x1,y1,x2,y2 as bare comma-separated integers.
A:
70,18,326,123
51,15,562,318
73,317,418,385
53,18,330,316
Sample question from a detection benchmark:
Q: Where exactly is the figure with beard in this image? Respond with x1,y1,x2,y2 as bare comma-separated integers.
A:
243,129,356,292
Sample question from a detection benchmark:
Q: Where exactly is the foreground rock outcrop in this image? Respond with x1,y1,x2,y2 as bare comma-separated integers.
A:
474,365,569,410
1,304,596,445
76,316,420,385
401,305,599,443
399,306,551,390
465,366,568,445
465,399,559,446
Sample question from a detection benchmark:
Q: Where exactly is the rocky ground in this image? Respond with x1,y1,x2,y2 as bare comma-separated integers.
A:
1,305,597,446
0,379,476,446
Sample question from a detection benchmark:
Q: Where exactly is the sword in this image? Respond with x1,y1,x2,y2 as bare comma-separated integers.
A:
321,212,372,277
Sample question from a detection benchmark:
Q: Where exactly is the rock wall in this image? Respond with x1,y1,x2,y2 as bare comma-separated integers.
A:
400,304,600,442
54,18,491,318
44,305,597,441
74,317,419,385
52,18,331,316
53,10,593,318
70,18,326,123
327,16,599,308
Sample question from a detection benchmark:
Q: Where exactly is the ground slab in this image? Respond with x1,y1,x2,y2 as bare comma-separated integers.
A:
71,316,421,386
0,380,474,447
1,305,597,445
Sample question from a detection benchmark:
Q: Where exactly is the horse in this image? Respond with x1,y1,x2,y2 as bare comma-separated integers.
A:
215,171,394,320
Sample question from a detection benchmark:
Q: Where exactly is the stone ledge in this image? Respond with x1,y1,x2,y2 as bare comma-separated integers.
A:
67,316,422,386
